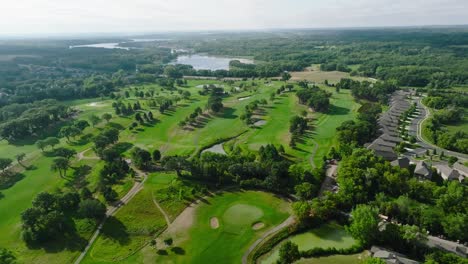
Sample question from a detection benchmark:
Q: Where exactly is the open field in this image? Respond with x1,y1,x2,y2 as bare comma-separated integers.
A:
258,222,358,264
290,65,371,84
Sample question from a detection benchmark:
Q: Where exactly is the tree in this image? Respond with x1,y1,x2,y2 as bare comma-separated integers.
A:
348,204,379,246
55,147,77,160
152,149,161,162
102,186,118,202
164,237,173,246
51,157,70,178
292,201,311,222
78,199,106,219
44,137,60,149
59,126,80,141
131,147,152,169
442,213,468,241
102,113,112,123
162,156,189,176
448,156,458,166
277,241,300,264
294,182,316,200
36,140,46,152
89,114,101,127
74,120,90,131
0,248,16,264
0,158,13,173
281,72,291,82
15,153,26,167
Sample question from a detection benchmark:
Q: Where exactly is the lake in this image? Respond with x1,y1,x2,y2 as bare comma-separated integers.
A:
172,54,254,70
68,39,168,50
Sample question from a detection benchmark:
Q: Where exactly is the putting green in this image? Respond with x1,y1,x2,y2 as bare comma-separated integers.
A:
223,204,264,226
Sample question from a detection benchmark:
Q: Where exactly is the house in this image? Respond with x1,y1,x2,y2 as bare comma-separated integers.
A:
371,246,420,264
414,161,432,180
426,236,468,258
391,157,410,169
367,141,398,161
380,133,402,144
434,164,461,181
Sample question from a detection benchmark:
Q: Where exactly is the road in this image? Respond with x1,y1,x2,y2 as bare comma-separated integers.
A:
241,216,296,264
410,97,467,162
73,163,148,264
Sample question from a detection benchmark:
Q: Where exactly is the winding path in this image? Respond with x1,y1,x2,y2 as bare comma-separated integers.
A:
415,98,468,161
76,148,100,161
241,216,296,264
152,194,171,226
73,163,148,264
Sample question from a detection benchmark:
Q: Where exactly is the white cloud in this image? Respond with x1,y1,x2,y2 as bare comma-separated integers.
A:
0,0,467,35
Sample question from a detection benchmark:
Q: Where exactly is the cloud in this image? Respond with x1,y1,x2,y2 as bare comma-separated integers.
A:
0,0,467,35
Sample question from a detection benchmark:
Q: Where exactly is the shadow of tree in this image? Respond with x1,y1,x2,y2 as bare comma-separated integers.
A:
171,247,186,255
100,216,130,246
0,172,25,190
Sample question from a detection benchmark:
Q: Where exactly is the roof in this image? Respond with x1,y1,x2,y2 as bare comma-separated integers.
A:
371,246,420,264
427,236,468,258
391,157,410,168
380,134,402,143
374,138,397,148
435,164,461,181
414,161,432,179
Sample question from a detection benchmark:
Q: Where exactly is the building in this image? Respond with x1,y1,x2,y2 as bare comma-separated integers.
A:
414,161,432,180
370,246,420,264
434,164,462,181
426,236,468,258
391,157,410,169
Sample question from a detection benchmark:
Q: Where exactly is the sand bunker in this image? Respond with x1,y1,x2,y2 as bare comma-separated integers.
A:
238,96,251,101
254,120,267,126
86,102,105,107
252,222,265,230
202,143,226,155
210,217,219,229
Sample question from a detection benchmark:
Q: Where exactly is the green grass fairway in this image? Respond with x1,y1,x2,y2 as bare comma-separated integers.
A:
82,188,167,264
296,251,369,264
152,190,291,264
259,222,357,264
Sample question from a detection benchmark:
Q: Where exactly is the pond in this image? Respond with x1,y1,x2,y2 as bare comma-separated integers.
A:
259,222,357,264
172,54,254,70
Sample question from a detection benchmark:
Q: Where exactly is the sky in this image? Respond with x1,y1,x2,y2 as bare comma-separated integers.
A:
1,0,468,36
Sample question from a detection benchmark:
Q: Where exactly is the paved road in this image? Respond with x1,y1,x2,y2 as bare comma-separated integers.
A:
242,216,296,264
409,97,467,162
73,164,148,264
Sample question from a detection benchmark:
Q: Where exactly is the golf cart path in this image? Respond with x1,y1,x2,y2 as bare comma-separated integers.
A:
151,193,171,226
242,216,296,264
76,148,100,161
73,163,148,264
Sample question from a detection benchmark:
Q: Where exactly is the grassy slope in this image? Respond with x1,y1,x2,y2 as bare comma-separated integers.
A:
153,190,291,264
